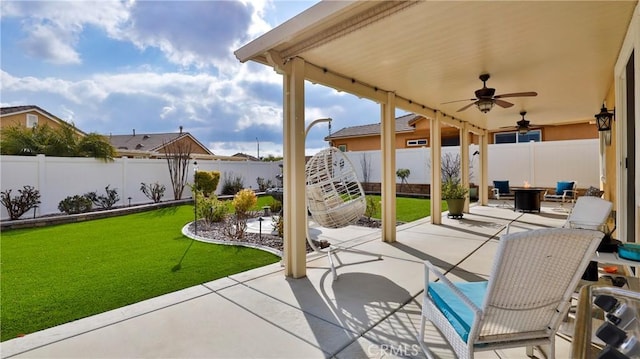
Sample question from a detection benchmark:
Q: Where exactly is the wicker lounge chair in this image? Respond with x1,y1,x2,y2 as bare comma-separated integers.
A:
416,228,603,359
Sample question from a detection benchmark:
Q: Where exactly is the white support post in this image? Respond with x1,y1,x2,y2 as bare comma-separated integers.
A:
381,91,397,242
430,112,442,224
282,57,307,278
480,131,489,205
460,122,470,213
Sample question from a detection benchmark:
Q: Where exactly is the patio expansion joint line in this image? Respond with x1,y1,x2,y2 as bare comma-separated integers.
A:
223,277,360,333
441,213,524,277
212,278,359,357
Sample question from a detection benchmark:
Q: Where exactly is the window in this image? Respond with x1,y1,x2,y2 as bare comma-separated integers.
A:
338,145,347,152
407,139,428,147
26,114,38,128
442,137,460,146
494,130,541,144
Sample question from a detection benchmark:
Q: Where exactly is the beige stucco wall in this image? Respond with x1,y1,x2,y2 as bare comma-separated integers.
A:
0,110,68,131
487,122,597,144
330,119,472,151
603,85,617,208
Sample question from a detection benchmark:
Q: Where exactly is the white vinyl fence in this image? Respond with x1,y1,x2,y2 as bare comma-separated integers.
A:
345,139,599,187
0,139,599,220
0,156,282,219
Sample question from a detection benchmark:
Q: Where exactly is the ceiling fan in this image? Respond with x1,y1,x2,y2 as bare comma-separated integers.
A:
500,111,541,134
442,74,538,113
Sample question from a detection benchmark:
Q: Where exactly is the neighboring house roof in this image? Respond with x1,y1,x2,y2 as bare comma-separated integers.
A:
108,131,214,156
0,105,86,135
325,113,423,140
232,153,259,161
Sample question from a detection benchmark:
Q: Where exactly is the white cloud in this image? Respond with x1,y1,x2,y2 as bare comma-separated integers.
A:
3,1,131,65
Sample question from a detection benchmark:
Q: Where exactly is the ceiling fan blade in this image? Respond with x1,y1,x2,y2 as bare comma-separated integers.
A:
441,98,476,105
456,102,477,112
494,99,514,108
494,91,538,99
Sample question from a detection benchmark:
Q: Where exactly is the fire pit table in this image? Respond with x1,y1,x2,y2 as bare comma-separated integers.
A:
513,188,545,213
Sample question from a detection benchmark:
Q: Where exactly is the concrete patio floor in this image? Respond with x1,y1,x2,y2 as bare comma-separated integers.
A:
2,202,580,358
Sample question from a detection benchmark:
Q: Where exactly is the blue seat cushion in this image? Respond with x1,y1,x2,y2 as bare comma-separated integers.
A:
556,181,574,195
493,181,510,194
428,281,488,342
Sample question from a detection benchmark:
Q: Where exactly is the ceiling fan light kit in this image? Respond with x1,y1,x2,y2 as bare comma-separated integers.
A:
476,99,494,113
517,111,530,135
443,73,538,114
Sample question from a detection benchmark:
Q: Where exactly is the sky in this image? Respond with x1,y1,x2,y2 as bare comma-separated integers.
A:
0,0,385,157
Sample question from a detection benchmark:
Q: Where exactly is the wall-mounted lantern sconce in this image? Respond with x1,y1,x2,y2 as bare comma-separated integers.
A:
595,104,615,145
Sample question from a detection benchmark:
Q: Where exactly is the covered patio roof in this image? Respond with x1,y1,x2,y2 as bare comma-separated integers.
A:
235,0,638,278
236,0,636,130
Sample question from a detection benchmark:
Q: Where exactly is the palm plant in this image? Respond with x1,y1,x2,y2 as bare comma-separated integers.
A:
0,124,114,161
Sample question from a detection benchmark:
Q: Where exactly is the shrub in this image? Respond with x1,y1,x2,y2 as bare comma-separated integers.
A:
442,179,468,200
85,185,120,210
269,199,282,214
272,215,283,237
140,182,166,203
195,191,228,225
194,171,220,197
256,177,274,192
0,185,41,220
223,189,257,240
58,195,93,214
364,195,380,221
232,189,257,215
221,173,244,195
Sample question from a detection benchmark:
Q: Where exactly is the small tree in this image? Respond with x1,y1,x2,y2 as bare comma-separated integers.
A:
194,171,220,197
163,140,192,200
441,153,461,183
140,182,166,203
0,185,41,220
360,153,372,187
396,168,410,192
364,195,380,222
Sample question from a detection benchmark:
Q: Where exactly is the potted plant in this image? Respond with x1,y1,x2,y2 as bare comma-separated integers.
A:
442,179,468,218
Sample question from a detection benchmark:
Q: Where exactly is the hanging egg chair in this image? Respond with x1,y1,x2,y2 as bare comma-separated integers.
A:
305,147,366,228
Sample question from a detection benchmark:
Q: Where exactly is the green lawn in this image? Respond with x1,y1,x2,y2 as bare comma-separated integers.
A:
0,205,279,342
0,194,436,342
365,195,443,222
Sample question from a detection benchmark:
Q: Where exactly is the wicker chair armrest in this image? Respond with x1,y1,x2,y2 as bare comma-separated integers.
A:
424,261,482,315
562,189,577,201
